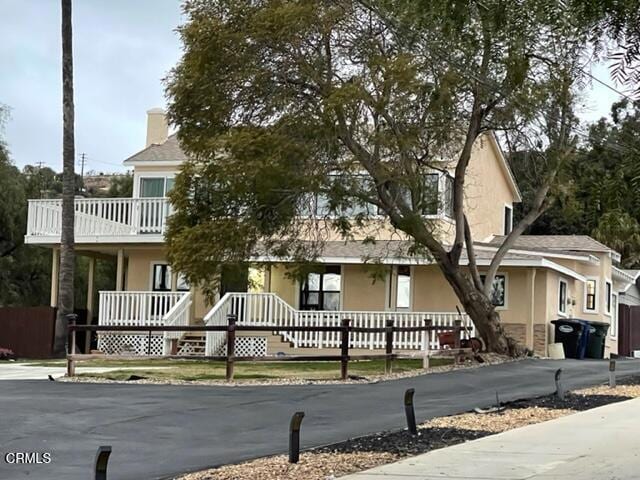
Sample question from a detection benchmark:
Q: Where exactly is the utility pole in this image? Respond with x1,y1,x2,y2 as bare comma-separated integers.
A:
78,152,87,193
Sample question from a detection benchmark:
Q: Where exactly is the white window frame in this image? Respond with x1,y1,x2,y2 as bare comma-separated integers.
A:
480,272,508,310
133,173,176,198
610,292,618,338
583,277,598,313
503,204,513,236
605,279,612,316
558,278,568,316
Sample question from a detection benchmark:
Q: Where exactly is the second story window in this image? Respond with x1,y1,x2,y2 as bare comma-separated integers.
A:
585,279,597,312
504,205,513,235
605,280,612,314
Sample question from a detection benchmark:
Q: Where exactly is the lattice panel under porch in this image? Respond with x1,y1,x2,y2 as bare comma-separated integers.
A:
98,333,164,356
234,337,267,357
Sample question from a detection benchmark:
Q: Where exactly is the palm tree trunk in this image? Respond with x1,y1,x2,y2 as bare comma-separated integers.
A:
53,0,75,356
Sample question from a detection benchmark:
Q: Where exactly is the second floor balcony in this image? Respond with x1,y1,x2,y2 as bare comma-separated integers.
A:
25,197,171,244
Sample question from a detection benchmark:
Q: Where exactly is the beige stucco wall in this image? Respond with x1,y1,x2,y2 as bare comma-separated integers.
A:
342,265,387,311
124,247,210,321
465,135,518,241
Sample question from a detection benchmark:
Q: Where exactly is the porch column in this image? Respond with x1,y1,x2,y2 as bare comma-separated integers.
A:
263,265,272,292
86,256,96,353
50,248,60,307
116,249,125,291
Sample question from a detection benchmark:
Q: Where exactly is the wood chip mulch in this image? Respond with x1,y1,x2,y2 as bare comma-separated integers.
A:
177,377,640,480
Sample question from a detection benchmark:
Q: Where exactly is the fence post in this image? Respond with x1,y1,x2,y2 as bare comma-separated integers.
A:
609,359,616,388
340,319,350,381
289,411,305,464
67,313,78,355
94,445,112,480
385,319,394,374
226,314,237,382
404,388,417,435
423,319,432,370
454,319,462,349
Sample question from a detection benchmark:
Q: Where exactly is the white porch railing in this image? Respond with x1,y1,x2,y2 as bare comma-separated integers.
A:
98,291,186,327
161,292,193,354
27,197,171,239
204,292,474,354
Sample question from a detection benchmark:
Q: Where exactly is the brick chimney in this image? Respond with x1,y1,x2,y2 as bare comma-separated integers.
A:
145,107,168,147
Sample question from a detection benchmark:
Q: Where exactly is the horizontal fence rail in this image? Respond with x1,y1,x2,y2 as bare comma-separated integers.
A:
67,317,471,380
26,197,172,238
203,292,473,354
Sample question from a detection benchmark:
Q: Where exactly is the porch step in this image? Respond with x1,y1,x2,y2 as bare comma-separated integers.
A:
177,332,206,356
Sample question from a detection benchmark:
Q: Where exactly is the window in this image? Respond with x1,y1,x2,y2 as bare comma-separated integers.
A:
605,280,612,314
504,205,513,235
152,264,172,291
559,279,567,314
139,176,174,197
420,174,440,215
480,274,507,308
396,266,411,309
443,174,454,218
300,266,341,311
177,273,190,292
611,293,618,337
585,279,597,311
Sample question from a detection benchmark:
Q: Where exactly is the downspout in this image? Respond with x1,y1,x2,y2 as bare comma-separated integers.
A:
529,269,537,353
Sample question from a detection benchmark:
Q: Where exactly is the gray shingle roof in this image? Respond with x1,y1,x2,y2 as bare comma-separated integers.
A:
123,134,188,164
488,235,614,254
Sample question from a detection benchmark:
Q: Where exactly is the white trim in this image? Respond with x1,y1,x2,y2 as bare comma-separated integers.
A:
503,204,513,236
249,256,587,282
135,174,176,199
25,234,166,245
474,244,596,263
558,278,568,316
123,159,183,167
583,276,598,313
486,132,522,202
611,292,618,338
612,266,640,292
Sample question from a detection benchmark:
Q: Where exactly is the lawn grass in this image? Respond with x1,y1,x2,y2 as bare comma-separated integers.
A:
63,357,452,382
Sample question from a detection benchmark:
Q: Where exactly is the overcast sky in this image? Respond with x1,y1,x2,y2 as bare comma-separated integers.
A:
0,1,624,173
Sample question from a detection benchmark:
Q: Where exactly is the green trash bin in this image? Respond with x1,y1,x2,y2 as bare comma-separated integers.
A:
585,321,610,359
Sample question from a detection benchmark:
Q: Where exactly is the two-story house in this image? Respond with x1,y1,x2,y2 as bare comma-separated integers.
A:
25,108,623,358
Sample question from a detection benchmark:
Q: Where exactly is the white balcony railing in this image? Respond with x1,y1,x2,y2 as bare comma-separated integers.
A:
204,292,474,355
26,197,171,240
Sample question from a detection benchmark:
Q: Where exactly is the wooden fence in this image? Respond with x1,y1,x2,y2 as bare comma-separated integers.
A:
67,316,469,381
0,306,57,358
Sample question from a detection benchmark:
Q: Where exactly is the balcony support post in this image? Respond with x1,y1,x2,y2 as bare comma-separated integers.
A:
116,249,124,291
50,248,60,307
85,256,96,353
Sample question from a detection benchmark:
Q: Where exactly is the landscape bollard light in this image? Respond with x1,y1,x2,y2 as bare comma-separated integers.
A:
609,359,616,388
289,411,305,464
94,446,112,480
555,368,565,401
404,388,417,435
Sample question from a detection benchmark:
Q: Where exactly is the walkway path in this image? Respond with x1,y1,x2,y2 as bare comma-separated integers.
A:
344,396,640,479
0,362,168,380
1,358,639,480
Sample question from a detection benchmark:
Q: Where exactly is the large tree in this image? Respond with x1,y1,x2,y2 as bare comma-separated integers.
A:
165,0,591,355
54,0,76,355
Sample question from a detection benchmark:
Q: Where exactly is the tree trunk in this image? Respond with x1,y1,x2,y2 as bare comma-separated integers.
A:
440,263,526,357
53,0,75,356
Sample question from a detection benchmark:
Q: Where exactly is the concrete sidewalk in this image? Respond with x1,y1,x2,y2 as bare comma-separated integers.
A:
0,363,168,380
344,397,640,479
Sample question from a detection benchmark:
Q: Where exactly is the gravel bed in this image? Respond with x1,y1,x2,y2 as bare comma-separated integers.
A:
59,353,515,387
176,377,640,480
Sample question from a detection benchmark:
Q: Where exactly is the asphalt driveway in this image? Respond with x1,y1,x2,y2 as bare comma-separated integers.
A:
1,358,639,480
